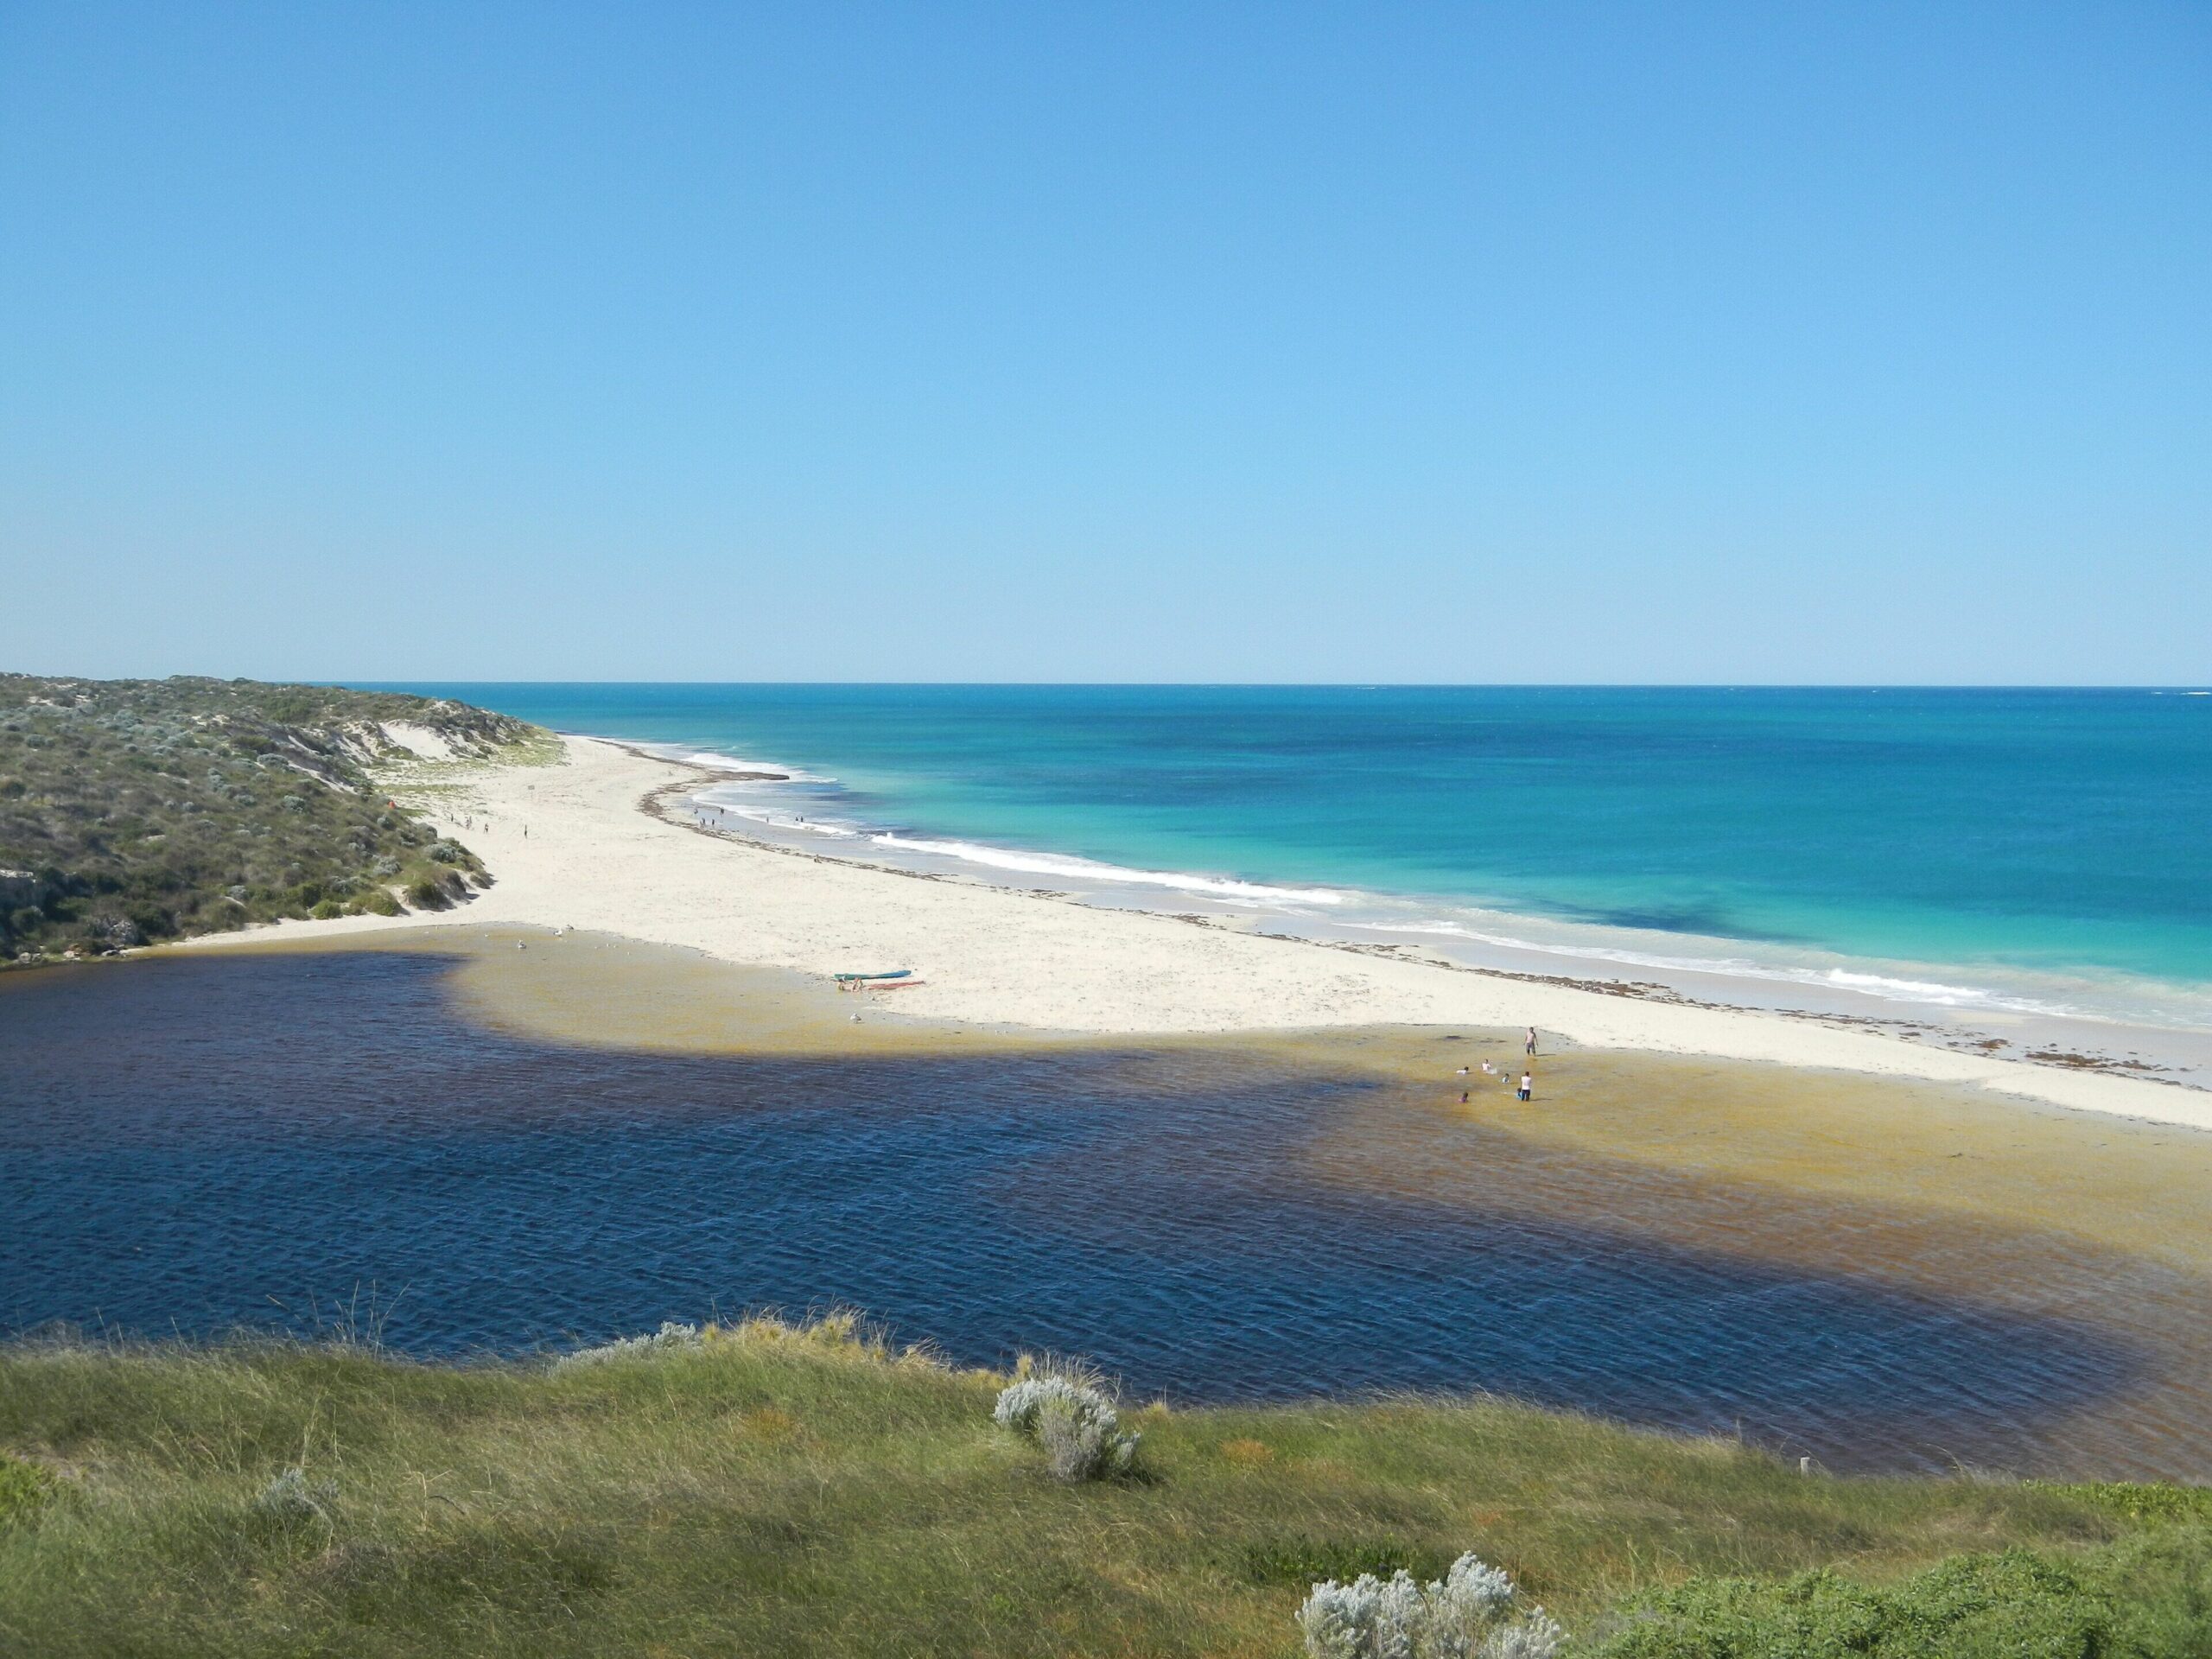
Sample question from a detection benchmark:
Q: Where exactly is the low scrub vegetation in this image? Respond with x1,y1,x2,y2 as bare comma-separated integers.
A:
994,1369,1141,1480
1588,1541,2212,1656
0,673,537,961
1,1322,2208,1656
1298,1552,1562,1657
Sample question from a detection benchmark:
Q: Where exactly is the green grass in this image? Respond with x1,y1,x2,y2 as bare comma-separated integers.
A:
0,1452,53,1529
2,1321,2207,1656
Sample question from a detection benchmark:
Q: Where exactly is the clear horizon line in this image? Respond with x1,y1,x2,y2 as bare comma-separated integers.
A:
342,678,2210,692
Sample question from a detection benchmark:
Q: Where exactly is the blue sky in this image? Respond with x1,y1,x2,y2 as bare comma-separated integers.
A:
3,3,2206,683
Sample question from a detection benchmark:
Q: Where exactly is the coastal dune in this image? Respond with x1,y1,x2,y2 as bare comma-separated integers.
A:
191,734,2210,1132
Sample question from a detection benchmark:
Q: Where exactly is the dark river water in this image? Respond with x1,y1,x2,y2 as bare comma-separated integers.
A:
3,949,2202,1478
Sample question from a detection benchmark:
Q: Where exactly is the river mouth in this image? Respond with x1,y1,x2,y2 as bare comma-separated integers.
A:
7,930,2210,1480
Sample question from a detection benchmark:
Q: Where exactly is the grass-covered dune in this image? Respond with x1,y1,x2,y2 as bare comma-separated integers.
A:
2,1321,2207,1657
0,674,548,962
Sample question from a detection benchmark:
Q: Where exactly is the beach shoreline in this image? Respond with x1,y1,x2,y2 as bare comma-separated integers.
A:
173,734,2212,1132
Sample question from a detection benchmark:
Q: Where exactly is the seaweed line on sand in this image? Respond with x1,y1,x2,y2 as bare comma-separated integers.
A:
624,747,2191,1091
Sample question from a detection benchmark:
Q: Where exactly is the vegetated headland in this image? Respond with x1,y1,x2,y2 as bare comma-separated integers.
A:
1,1319,2209,1657
0,674,548,963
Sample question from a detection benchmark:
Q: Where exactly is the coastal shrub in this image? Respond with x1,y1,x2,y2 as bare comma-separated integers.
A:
1298,1553,1560,1659
1588,1548,2139,1657
311,899,344,919
554,1321,704,1370
1039,1393,1121,1480
994,1374,1138,1480
254,1467,337,1529
404,876,449,911
360,888,402,917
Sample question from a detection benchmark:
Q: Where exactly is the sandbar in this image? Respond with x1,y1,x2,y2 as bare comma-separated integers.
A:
177,734,2212,1133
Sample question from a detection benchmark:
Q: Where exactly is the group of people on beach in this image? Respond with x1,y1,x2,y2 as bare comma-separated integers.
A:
1458,1027,1540,1105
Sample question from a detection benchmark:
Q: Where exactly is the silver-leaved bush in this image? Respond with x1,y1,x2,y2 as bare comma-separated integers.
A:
1296,1553,1564,1659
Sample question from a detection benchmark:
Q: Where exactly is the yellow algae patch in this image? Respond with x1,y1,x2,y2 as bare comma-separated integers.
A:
1351,1040,2212,1279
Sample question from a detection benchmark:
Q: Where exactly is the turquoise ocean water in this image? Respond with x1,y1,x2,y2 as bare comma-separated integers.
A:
387,685,2212,1052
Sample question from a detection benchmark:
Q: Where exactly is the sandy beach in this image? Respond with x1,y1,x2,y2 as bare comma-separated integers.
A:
181,734,2212,1132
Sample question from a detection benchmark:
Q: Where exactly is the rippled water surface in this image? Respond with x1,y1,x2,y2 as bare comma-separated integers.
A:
4,950,2206,1478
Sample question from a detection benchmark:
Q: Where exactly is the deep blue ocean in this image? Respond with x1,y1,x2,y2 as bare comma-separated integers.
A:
387,685,2212,1036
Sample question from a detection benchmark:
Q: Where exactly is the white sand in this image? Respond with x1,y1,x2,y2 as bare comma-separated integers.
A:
187,735,2212,1132
376,721,458,762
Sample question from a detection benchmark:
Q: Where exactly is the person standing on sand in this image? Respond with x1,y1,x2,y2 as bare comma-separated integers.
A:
1525,1027,1539,1057
1517,1071,1534,1102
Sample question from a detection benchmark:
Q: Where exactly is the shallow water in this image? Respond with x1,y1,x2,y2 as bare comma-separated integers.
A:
5,947,2209,1478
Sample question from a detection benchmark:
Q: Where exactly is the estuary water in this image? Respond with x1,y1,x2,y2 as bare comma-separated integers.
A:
7,947,2210,1480
386,684,2212,1074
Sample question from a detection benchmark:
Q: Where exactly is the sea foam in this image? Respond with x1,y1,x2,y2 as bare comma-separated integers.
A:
865,833,1350,906
1340,919,2084,1018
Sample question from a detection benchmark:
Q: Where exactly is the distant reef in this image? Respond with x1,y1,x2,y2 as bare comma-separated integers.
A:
0,674,544,963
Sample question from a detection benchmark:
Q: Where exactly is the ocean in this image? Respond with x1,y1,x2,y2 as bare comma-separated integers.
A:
386,684,2212,1070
